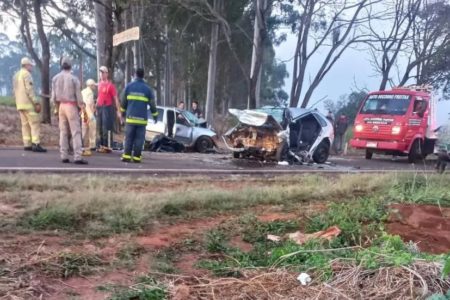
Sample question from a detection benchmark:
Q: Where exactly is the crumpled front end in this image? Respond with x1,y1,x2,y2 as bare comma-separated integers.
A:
223,109,286,160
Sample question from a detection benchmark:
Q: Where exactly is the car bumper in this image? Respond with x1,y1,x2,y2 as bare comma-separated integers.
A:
350,138,409,153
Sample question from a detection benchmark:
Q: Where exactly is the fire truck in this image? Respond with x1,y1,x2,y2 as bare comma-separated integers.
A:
350,85,437,163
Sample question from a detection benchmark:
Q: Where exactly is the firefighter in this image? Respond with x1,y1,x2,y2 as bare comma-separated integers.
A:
13,57,47,152
81,79,97,156
51,57,88,164
120,68,158,163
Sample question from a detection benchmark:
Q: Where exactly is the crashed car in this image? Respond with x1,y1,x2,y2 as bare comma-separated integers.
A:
223,107,334,163
146,106,217,153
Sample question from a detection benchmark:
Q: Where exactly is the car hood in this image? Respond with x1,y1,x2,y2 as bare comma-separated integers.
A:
229,109,282,130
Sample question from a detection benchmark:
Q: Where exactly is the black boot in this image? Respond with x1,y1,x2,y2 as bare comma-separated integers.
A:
32,144,47,153
74,159,89,165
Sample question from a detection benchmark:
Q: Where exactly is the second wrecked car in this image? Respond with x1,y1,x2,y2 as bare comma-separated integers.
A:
223,107,334,163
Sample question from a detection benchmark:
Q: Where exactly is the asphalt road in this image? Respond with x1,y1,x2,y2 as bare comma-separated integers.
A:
0,148,437,175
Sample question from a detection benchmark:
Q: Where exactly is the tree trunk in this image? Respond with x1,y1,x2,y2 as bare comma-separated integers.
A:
248,0,268,109
205,0,220,126
33,0,51,123
94,0,114,75
164,25,172,107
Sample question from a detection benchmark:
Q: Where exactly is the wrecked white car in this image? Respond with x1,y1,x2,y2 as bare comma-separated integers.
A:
223,107,334,164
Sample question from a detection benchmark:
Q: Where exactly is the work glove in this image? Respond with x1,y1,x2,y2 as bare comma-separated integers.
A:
153,116,158,123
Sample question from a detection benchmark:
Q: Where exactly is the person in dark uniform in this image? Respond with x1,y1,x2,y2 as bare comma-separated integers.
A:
120,68,158,163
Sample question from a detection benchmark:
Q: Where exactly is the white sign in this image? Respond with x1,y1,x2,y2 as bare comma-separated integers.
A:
113,27,140,46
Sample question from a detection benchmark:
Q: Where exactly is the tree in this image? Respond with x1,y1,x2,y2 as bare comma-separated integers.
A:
2,0,53,123
284,0,378,108
367,0,422,90
248,0,270,109
205,0,220,125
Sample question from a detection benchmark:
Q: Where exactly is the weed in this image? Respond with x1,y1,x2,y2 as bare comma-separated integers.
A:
152,248,178,274
205,230,229,253
160,203,182,216
21,206,82,230
37,252,104,279
116,243,145,269
306,198,387,246
103,276,167,300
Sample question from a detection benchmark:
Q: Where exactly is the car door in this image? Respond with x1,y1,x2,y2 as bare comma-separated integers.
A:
145,108,165,141
174,111,194,145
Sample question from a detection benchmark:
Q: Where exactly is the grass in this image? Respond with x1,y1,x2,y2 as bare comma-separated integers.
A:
0,173,449,238
98,276,167,300
0,96,15,107
36,252,104,279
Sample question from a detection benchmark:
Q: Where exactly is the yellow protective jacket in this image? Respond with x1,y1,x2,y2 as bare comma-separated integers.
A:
13,68,37,111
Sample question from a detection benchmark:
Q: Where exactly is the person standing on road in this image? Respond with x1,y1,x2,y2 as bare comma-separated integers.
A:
81,79,97,156
51,57,88,164
97,66,121,153
120,68,158,163
334,114,349,154
13,57,47,152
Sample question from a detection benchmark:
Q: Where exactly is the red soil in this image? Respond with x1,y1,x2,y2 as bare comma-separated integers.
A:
386,204,450,254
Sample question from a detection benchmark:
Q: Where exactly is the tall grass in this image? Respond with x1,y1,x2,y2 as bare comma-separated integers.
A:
0,173,449,236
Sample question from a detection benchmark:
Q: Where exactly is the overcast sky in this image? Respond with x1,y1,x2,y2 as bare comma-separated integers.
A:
274,30,450,126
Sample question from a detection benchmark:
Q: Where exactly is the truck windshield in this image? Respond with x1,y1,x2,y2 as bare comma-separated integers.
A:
360,94,411,115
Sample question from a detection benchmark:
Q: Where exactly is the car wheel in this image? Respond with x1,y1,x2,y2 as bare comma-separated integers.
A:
313,141,330,164
195,136,213,153
275,141,289,161
365,149,373,160
408,139,423,164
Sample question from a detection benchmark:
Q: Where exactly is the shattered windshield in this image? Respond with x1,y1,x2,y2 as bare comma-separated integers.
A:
182,110,201,124
361,94,411,115
255,107,285,124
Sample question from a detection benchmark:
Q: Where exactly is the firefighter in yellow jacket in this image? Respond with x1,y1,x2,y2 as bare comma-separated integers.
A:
13,57,47,152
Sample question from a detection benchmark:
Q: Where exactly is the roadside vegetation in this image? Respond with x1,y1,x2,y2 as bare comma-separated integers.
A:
0,96,14,107
0,173,449,299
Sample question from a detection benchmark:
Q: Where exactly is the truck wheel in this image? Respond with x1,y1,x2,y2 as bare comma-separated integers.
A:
313,141,330,164
408,139,423,164
275,141,289,161
196,136,213,153
365,149,373,160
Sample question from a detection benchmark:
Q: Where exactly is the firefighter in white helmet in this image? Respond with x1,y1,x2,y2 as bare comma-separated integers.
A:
13,57,47,152
81,79,97,156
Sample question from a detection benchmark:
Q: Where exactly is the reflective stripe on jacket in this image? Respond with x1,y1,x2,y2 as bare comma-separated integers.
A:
121,78,157,126
13,68,37,111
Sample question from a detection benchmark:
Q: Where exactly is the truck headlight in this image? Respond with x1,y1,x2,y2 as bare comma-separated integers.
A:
355,124,363,132
392,126,401,135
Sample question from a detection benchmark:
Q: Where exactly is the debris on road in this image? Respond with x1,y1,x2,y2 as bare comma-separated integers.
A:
148,134,185,152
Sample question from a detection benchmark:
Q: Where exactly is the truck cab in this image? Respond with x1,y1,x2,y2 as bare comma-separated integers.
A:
350,85,437,163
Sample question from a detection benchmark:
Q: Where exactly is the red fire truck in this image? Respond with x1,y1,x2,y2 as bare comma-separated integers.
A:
350,85,437,163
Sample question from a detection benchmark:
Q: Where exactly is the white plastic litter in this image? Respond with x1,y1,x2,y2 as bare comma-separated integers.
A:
297,273,311,285
278,161,289,166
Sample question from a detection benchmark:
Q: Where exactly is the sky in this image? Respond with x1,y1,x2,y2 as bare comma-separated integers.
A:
274,30,450,126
